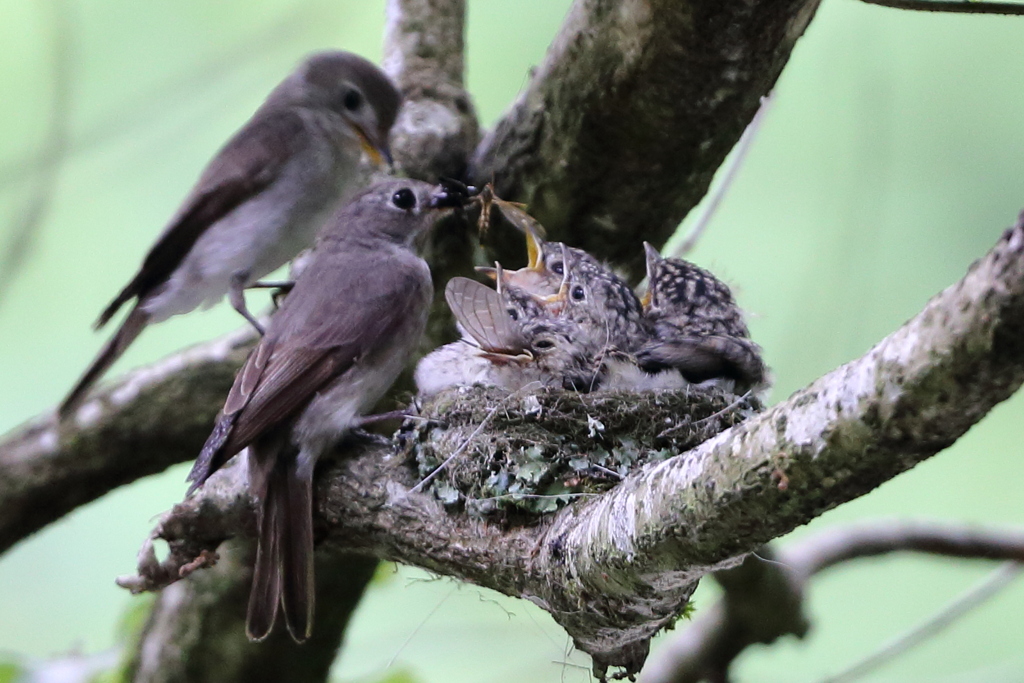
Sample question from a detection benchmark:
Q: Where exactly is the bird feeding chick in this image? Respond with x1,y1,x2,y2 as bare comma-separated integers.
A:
187,179,460,643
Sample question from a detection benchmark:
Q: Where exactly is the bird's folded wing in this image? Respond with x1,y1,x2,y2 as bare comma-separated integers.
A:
446,277,526,354
190,266,430,489
97,109,308,327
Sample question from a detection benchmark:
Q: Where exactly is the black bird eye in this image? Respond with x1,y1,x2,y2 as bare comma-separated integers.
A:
342,89,363,111
551,261,564,275
506,308,519,321
571,285,586,301
392,188,417,210
534,339,554,350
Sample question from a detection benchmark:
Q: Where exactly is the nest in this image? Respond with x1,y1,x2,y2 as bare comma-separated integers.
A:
397,385,762,522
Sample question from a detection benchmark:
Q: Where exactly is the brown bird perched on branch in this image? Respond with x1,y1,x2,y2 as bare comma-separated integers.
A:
186,179,461,643
60,51,401,418
636,242,767,393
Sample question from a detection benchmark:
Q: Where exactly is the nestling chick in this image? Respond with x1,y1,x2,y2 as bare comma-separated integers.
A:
415,277,600,395
636,242,767,393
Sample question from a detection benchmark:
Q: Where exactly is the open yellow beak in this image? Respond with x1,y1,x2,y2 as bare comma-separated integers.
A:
525,229,544,270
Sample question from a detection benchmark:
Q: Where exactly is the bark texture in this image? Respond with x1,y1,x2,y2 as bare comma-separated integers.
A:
470,0,822,280
114,216,1024,680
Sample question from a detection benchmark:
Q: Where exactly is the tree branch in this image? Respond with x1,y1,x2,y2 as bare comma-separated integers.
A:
383,0,478,183
640,521,1024,683
123,540,377,683
383,0,480,350
0,328,255,555
470,0,822,279
115,218,1024,679
858,0,1024,15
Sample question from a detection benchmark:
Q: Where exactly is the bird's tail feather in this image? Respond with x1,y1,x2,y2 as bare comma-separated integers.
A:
59,305,149,419
246,441,283,641
281,452,315,642
245,440,315,643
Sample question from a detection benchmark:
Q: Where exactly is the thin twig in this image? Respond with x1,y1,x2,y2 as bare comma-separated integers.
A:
657,391,752,438
641,522,1024,683
818,562,1022,683
670,95,774,259
409,405,499,494
859,0,1024,15
0,0,73,306
470,492,600,504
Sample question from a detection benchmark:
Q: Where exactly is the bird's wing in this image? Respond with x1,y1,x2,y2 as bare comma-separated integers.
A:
188,262,430,490
637,334,766,388
97,109,308,327
445,277,526,354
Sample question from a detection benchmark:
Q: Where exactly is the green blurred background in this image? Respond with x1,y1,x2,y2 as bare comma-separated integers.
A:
1,0,1023,681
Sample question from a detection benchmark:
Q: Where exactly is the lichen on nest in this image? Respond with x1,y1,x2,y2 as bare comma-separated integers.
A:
397,384,762,520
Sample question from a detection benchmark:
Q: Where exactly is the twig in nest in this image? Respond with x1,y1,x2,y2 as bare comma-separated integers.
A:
409,404,500,494
658,390,752,438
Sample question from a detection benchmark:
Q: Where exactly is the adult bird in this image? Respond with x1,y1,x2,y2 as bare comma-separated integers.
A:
60,50,401,418
186,179,461,642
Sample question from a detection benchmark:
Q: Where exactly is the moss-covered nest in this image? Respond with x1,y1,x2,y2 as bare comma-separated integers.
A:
397,385,762,521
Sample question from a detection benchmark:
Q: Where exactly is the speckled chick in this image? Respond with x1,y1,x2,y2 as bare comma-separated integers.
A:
636,242,767,393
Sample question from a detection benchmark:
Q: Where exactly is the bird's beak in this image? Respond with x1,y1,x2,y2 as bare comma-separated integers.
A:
354,124,393,167
641,242,661,309
482,350,534,364
537,242,572,311
430,179,478,209
525,229,544,270
642,241,662,278
531,285,567,315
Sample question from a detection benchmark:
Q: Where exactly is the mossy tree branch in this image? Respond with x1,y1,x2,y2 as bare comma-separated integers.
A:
114,220,1024,679
470,0,822,280
3,1,1024,681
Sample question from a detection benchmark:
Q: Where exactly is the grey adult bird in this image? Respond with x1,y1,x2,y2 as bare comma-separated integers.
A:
186,180,458,643
636,242,767,393
59,50,402,418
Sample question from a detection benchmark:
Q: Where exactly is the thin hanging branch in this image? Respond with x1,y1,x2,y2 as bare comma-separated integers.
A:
640,521,1024,683
0,0,74,307
859,0,1024,15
